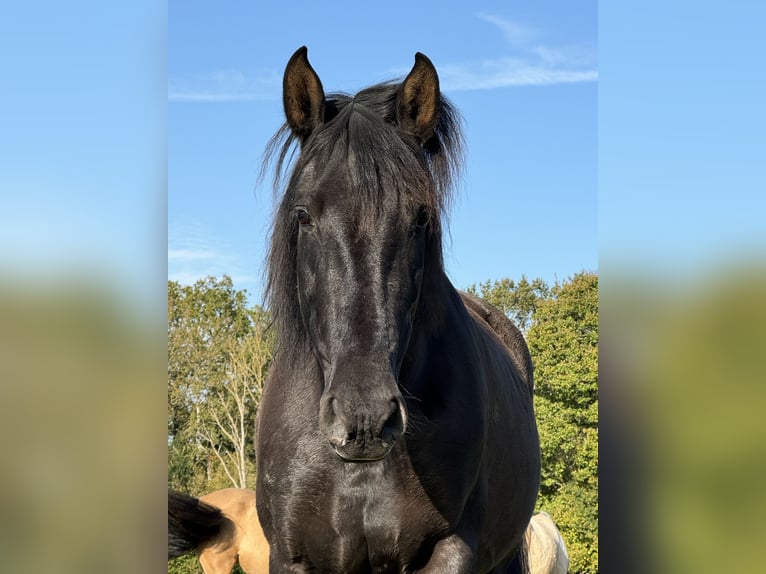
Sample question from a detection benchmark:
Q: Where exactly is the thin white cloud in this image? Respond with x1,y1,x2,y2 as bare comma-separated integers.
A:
476,12,537,46
531,44,596,68
435,13,597,91
168,221,239,281
168,69,280,103
167,248,219,262
168,91,273,102
167,215,265,300
440,59,597,91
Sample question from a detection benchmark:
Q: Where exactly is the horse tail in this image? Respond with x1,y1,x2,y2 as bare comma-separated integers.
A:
519,533,532,574
507,535,531,574
168,489,229,560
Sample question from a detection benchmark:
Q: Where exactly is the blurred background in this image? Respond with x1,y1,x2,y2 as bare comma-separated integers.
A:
2,1,765,573
599,2,766,572
0,2,167,572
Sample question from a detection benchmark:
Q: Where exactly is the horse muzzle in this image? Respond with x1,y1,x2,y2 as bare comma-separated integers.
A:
319,394,406,463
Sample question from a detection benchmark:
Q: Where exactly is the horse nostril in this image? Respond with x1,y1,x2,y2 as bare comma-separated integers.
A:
320,395,346,446
380,399,405,443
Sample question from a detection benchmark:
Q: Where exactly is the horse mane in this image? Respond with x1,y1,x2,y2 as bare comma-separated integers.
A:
459,291,534,393
262,80,465,359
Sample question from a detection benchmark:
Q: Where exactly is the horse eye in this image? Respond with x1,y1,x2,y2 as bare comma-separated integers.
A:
415,208,430,229
296,208,312,226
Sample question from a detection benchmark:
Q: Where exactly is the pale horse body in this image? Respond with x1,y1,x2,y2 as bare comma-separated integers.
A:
525,511,570,574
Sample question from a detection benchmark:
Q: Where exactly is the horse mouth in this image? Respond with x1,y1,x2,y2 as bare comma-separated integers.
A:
330,442,393,463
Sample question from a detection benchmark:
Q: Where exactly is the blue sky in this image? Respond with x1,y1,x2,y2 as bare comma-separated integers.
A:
2,2,762,308
168,1,598,303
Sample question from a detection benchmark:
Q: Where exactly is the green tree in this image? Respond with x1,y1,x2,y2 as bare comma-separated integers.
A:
467,275,550,332
168,276,272,492
527,272,598,574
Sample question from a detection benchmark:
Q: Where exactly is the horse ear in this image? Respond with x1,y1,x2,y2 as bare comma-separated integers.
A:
283,46,325,141
397,53,441,143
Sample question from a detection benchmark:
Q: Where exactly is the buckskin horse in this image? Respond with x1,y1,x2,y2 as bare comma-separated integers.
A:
168,488,269,573
255,47,540,573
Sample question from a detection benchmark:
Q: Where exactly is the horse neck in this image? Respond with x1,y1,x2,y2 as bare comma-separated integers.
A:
423,263,464,327
400,268,464,376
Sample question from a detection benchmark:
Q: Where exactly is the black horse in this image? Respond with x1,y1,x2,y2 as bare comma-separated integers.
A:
255,47,540,573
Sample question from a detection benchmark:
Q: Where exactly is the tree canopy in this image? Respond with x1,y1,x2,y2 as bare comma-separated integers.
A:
168,276,272,493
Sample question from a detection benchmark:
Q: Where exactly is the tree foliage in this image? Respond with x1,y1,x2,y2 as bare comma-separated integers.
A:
168,276,272,493
467,275,550,333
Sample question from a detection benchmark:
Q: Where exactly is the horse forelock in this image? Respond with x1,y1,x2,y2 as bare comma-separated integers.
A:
263,79,464,359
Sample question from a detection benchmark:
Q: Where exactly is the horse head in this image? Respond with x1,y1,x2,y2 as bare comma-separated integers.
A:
275,47,452,461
